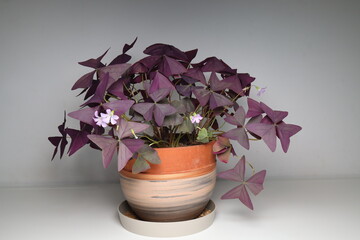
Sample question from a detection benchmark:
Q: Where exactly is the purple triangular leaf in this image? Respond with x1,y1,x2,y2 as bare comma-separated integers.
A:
48,136,62,160
276,122,302,153
107,78,128,99
137,55,162,69
109,54,131,65
149,72,175,94
224,106,246,126
87,134,118,168
84,80,99,100
68,106,99,127
71,70,96,90
116,119,150,139
217,156,246,182
78,48,108,69
123,37,138,54
246,118,277,152
153,104,177,126
160,56,187,77
209,72,228,91
260,102,288,124
246,170,266,195
65,128,89,156
246,98,263,118
192,88,211,106
222,127,249,150
221,184,254,210
182,68,207,85
98,63,131,87
132,103,155,121
102,99,134,117
209,92,233,109
184,49,198,63
144,43,188,61
80,72,109,107
238,73,255,87
118,138,144,171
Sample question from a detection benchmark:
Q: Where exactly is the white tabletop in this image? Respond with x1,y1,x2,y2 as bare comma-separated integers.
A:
1,178,359,240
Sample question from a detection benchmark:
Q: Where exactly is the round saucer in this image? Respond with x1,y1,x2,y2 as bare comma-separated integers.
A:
118,200,216,237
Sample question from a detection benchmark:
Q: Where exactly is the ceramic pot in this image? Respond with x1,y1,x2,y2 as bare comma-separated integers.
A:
119,142,216,222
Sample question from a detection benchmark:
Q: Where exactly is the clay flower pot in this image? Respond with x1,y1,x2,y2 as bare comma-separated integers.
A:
119,142,216,222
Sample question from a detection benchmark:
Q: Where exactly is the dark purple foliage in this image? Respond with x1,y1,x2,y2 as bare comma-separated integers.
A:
49,39,301,210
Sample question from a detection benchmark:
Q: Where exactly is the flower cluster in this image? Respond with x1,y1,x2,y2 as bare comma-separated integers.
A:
93,109,119,128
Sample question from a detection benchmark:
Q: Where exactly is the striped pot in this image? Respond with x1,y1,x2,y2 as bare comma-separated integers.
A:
119,142,216,222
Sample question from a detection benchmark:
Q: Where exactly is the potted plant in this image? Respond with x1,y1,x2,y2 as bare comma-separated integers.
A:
49,38,301,222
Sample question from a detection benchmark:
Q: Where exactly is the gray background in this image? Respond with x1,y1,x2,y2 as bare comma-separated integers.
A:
1,0,359,187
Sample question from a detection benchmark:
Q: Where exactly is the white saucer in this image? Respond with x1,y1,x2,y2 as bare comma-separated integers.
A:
118,200,216,237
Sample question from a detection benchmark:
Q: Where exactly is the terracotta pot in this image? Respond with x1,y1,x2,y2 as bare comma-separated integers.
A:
119,142,216,222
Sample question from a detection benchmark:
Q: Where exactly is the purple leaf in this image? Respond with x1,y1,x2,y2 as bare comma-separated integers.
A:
68,106,100,127
246,118,277,152
144,43,188,61
209,72,229,91
222,75,244,95
107,78,128,99
246,170,266,195
224,106,246,126
98,63,131,87
153,104,177,126
159,56,187,77
276,122,302,153
192,88,211,106
209,92,233,109
109,54,131,65
222,128,249,150
132,103,155,121
221,184,254,210
71,70,96,90
84,80,99,100
118,138,144,171
137,55,162,69
123,37,138,54
246,98,264,118
182,68,207,85
193,57,235,74
247,103,301,152
116,119,150,139
238,73,255,87
218,156,246,181
184,49,198,63
65,128,89,156
127,62,148,74
48,112,68,160
149,88,171,102
218,156,266,210
80,72,109,107
87,134,118,168
78,49,108,69
102,99,134,117
149,72,175,94
260,102,288,123
48,136,62,160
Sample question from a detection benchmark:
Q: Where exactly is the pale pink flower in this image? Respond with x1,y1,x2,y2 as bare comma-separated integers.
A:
190,113,203,124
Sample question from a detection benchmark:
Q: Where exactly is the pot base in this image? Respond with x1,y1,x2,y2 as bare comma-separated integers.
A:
118,200,216,237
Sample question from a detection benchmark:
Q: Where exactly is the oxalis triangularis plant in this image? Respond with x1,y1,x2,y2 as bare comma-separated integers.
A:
49,38,301,210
